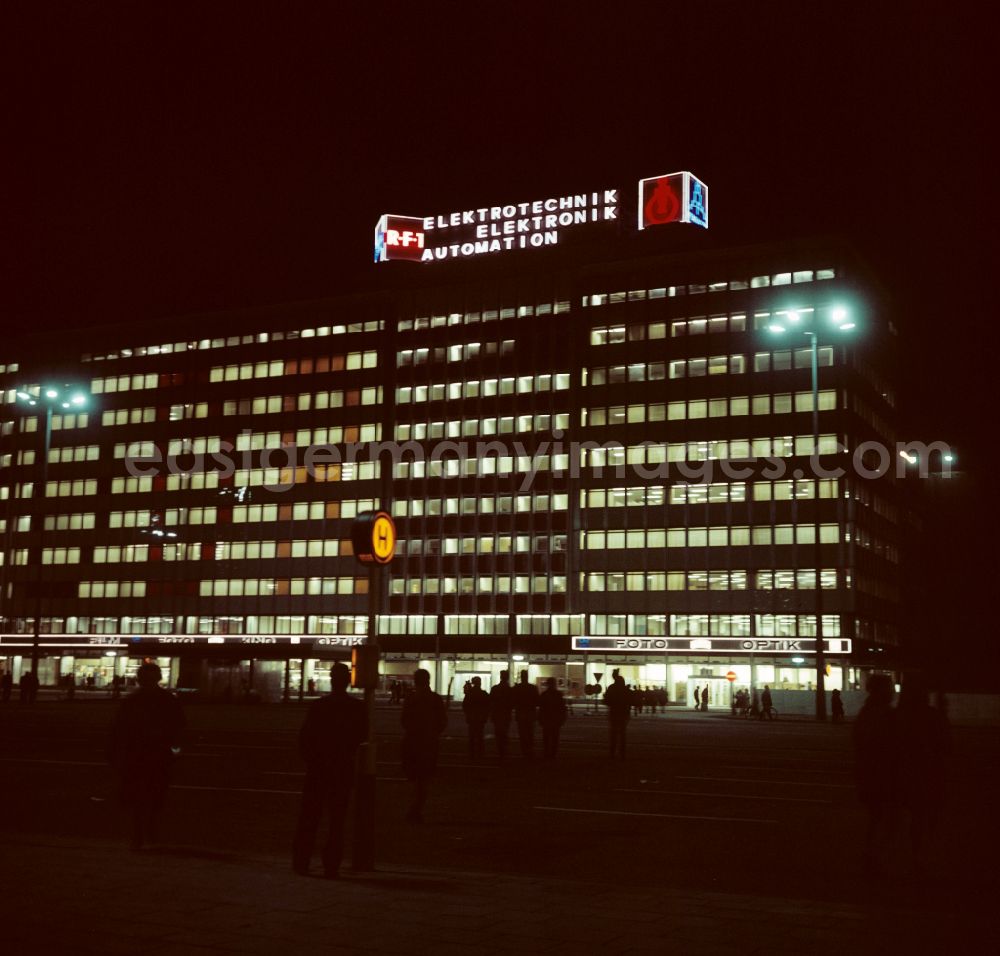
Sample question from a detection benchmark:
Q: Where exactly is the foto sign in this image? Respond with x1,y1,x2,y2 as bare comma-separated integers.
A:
638,171,708,230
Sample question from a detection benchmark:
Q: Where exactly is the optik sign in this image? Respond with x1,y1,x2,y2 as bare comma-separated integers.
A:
375,170,708,264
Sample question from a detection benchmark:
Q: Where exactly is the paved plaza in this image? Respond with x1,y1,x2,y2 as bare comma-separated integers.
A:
1,699,993,953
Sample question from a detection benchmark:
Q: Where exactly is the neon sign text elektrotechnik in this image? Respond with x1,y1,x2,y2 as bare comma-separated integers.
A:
375,171,708,264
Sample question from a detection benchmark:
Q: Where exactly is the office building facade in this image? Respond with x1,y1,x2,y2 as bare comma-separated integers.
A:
0,227,902,705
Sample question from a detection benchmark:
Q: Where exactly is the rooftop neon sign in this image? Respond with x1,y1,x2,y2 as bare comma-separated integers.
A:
375,171,707,264
376,190,619,264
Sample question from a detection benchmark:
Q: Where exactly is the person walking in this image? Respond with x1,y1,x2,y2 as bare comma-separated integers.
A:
107,662,185,850
701,685,709,712
1,670,13,703
462,676,491,759
512,669,540,758
489,669,514,760
401,668,447,823
759,685,774,720
604,673,632,759
537,677,568,760
292,662,367,878
692,685,700,710
831,688,845,723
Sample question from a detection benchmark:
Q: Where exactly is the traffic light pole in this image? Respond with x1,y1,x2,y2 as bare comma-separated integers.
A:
352,563,380,871
349,507,394,871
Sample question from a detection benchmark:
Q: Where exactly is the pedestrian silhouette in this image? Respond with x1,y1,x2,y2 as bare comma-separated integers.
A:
759,685,774,720
512,669,540,758
537,677,568,760
462,676,491,759
107,662,184,850
19,669,39,704
692,685,700,710
896,674,950,873
831,688,845,723
2,669,14,702
853,673,899,875
292,662,367,878
604,674,631,758
401,668,447,822
489,669,514,760
701,685,709,711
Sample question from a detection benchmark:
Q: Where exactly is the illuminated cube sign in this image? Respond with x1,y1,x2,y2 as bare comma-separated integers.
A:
374,214,426,263
638,171,708,230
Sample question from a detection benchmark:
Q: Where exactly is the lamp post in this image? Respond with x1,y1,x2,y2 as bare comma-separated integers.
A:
15,385,90,681
766,307,854,721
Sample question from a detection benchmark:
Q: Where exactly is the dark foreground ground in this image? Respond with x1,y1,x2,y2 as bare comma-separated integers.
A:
1,699,994,954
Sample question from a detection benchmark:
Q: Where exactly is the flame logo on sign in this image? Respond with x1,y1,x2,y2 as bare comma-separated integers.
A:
644,178,680,225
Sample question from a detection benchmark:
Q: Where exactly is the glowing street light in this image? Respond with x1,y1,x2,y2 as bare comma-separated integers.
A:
13,384,92,679
764,305,856,722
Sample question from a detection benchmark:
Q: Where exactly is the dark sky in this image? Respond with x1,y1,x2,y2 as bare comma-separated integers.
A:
5,2,993,465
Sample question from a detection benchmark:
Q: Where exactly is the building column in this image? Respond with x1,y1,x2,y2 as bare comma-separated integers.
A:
177,655,202,691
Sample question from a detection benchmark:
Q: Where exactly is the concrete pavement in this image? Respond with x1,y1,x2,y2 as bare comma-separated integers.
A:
0,832,985,955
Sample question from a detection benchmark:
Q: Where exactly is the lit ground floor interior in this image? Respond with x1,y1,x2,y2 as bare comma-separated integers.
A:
2,649,863,711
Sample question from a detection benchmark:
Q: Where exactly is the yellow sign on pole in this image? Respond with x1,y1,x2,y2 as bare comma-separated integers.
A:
351,510,396,566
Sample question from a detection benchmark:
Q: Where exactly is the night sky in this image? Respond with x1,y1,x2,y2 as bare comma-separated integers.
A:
4,3,997,677
2,2,994,460
6,3,992,460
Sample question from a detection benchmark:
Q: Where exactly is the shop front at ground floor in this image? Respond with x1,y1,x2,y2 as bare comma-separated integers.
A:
380,654,860,711
0,650,162,693
1,645,869,708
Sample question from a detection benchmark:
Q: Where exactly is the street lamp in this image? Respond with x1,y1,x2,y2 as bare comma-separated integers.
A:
766,306,855,721
14,384,91,682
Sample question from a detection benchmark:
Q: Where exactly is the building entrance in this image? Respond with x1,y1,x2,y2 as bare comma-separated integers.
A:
686,676,733,711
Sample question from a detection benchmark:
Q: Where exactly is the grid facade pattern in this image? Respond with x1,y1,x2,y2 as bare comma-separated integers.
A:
0,241,901,664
